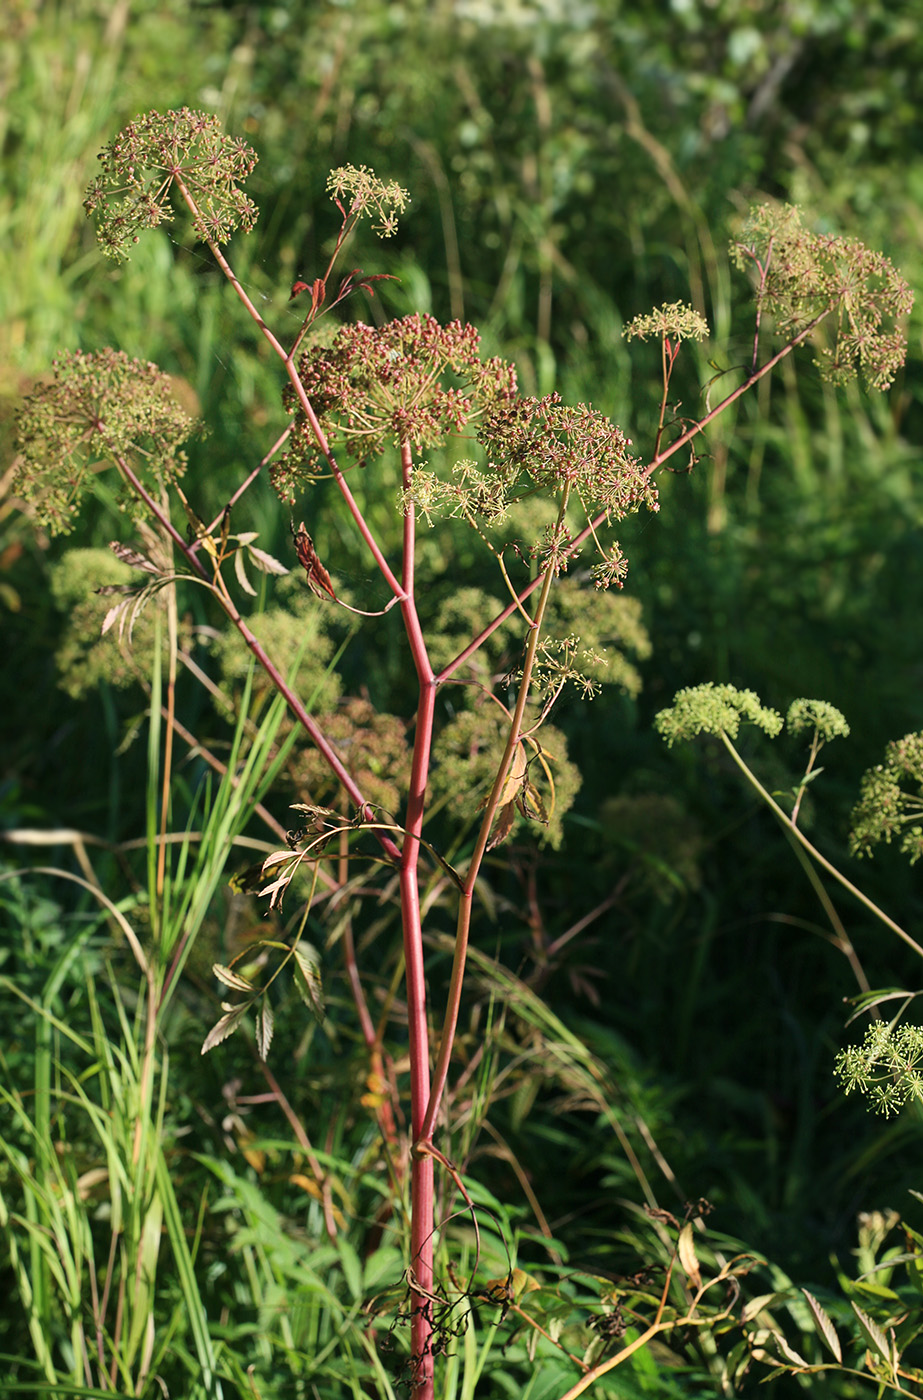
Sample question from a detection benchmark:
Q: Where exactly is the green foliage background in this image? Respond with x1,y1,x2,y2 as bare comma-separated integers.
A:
3,0,923,1392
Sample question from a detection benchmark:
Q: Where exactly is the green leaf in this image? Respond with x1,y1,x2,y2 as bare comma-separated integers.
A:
255,1000,274,1061
293,943,324,1022
201,1003,248,1054
212,963,256,993
851,1279,901,1302
233,546,257,597
740,1291,789,1324
802,1289,842,1363
844,988,916,1026
851,1302,893,1374
246,543,289,576
770,1332,810,1368
155,1154,223,1398
126,1195,163,1368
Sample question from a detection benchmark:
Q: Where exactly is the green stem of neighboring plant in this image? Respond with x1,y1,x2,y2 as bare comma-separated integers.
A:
422,484,570,1144
719,731,923,961
778,826,872,996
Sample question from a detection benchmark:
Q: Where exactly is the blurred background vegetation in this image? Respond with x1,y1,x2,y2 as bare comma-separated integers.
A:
3,0,923,1393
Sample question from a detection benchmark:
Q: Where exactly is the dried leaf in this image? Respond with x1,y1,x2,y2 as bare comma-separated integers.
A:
677,1222,702,1291
289,802,340,831
361,1069,387,1109
484,743,527,849
262,849,298,871
510,1268,541,1297
480,1269,540,1303
101,575,172,647
290,1173,346,1230
254,850,305,906
516,778,548,825
126,589,151,646
291,1173,323,1201
99,579,166,645
262,871,295,908
292,522,337,599
109,540,159,573
175,484,214,550
241,1138,266,1174
487,800,517,851
101,597,133,637
496,742,528,807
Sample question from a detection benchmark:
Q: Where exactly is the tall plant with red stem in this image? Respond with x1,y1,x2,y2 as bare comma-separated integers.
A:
15,109,912,1394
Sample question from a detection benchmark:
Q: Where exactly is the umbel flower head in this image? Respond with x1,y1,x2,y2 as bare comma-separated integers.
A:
850,731,923,863
478,394,655,516
655,683,783,745
14,349,195,535
401,393,657,588
786,698,850,743
836,1021,923,1117
83,107,259,261
732,203,913,391
272,313,517,499
478,394,658,585
326,164,410,238
623,302,710,344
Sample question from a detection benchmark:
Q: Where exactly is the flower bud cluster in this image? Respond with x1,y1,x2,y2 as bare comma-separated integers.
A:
274,313,517,496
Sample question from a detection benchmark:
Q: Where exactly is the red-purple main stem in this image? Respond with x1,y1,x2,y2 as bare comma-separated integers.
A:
396,440,438,1392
